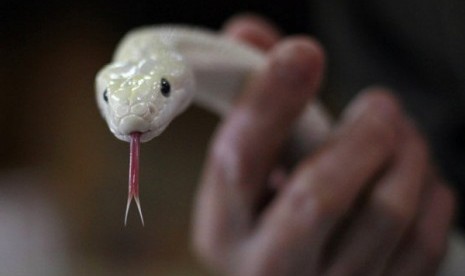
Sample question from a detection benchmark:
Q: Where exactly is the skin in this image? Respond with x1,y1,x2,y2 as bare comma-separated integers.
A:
192,14,456,276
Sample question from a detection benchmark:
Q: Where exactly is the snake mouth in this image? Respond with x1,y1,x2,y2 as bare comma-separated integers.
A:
119,115,150,134
113,113,169,143
117,129,159,143
111,114,151,142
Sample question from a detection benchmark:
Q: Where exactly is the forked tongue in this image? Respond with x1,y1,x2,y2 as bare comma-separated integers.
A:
124,132,144,226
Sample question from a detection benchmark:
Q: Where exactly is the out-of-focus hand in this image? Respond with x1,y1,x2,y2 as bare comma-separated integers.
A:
192,14,456,276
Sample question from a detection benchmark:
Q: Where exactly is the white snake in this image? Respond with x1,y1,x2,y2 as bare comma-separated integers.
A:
95,25,331,224
95,26,464,273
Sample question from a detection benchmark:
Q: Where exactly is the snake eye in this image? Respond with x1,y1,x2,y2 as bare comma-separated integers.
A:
103,89,109,103
160,78,171,97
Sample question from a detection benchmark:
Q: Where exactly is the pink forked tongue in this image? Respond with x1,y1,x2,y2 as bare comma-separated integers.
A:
124,132,144,226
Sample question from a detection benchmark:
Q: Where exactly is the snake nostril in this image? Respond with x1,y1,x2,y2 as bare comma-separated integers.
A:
148,105,155,115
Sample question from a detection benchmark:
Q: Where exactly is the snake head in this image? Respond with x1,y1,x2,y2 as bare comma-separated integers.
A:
96,56,194,142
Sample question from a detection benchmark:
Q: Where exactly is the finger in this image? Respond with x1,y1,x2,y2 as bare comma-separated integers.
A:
327,119,429,276
252,90,403,270
193,38,325,264
222,13,282,51
385,181,456,276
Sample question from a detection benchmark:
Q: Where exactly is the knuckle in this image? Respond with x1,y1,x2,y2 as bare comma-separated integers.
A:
193,229,232,273
413,229,447,263
286,176,344,220
210,119,243,163
248,255,281,276
192,233,221,266
235,242,285,276
307,195,342,220
370,193,413,232
208,119,252,184
209,128,235,167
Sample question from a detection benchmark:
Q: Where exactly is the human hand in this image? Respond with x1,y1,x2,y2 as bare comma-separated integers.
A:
192,14,455,276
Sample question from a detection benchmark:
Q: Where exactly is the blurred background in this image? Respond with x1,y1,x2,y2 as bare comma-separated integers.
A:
1,0,464,275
